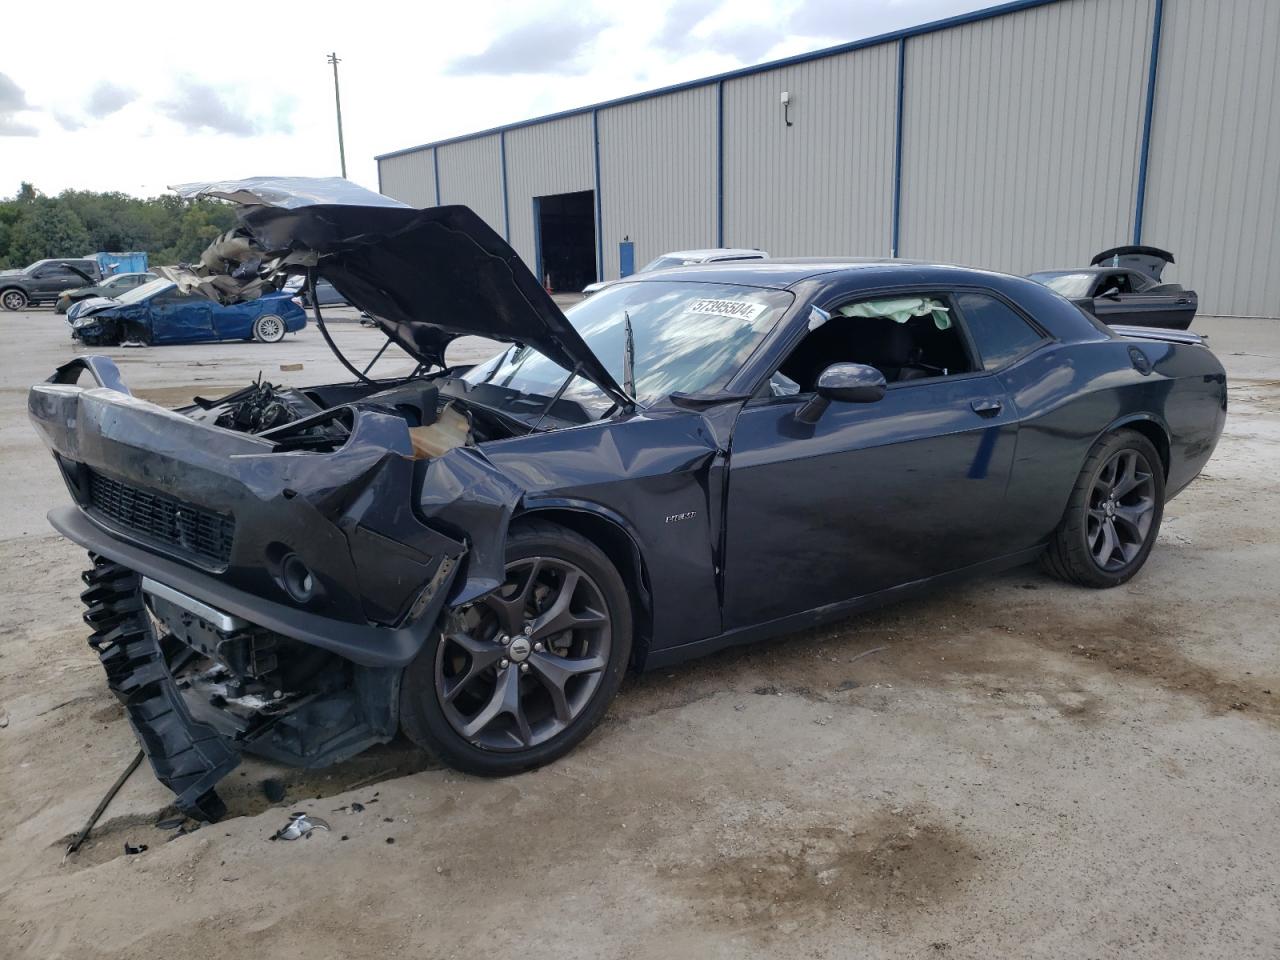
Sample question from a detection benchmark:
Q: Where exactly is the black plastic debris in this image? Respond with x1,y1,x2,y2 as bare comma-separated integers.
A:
385,837,395,844
350,801,365,813
124,842,148,855
262,779,287,803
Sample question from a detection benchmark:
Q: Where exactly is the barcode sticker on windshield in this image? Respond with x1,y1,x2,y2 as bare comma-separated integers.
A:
686,298,769,323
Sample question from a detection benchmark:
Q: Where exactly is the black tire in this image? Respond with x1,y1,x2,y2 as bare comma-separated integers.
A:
1,288,28,311
253,314,287,343
1041,429,1166,588
400,519,632,776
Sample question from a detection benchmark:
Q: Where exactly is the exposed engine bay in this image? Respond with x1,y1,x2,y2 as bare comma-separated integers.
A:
180,373,531,458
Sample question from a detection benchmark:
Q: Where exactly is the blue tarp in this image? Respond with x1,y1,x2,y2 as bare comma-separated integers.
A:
90,251,149,276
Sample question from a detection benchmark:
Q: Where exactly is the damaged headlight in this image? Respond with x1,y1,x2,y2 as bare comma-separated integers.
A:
72,316,100,329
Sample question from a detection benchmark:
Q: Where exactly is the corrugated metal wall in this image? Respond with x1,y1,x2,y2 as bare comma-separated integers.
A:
722,43,898,257
900,0,1154,274
1143,0,1280,317
436,134,506,236
504,114,596,270
597,86,718,280
378,0,1278,317
377,149,437,208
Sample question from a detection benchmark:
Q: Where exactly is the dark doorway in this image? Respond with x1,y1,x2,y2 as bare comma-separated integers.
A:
536,190,596,292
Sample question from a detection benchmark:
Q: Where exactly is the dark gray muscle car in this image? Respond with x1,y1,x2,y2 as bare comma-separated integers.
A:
28,179,1227,819
1028,246,1198,330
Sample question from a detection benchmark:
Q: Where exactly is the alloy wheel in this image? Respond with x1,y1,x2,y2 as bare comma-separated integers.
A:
256,315,285,341
435,556,611,751
2,290,26,311
1087,448,1156,571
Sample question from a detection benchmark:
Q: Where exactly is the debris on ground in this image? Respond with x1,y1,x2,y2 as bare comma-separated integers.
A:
262,778,287,803
123,842,148,855
270,813,331,841
279,362,304,371
0,706,8,728
155,816,186,831
63,749,144,859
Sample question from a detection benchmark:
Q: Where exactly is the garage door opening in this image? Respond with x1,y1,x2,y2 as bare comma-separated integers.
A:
535,190,596,293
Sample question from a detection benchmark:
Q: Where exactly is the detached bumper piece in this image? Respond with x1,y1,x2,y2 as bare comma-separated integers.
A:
81,554,238,821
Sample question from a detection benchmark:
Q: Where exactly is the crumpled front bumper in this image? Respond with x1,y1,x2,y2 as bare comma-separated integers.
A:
29,357,465,666
28,357,477,817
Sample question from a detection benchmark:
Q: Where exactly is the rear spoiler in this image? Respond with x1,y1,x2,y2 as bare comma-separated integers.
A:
1109,324,1206,346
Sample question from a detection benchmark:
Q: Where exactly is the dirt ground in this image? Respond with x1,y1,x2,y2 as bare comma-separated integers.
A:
0,308,1276,959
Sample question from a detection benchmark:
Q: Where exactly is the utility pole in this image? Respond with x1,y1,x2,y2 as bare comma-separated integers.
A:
327,51,347,178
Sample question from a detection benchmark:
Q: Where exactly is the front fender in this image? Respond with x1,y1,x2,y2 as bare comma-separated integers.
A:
417,445,524,606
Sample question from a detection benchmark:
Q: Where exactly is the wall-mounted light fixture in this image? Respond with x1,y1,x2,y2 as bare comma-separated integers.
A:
781,90,793,127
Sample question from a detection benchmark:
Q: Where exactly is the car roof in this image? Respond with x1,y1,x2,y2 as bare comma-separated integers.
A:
1030,266,1135,276
624,257,1020,290
662,248,765,260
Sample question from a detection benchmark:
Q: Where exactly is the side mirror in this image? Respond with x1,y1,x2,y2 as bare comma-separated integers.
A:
1099,286,1121,300
795,363,887,424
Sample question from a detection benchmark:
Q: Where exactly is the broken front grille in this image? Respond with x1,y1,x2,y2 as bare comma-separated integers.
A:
86,470,235,566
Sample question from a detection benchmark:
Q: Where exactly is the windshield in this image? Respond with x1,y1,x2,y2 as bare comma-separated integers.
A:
460,281,793,419
1028,271,1095,298
115,278,172,304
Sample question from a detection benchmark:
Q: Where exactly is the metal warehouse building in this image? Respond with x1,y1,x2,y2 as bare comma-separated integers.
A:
376,0,1279,319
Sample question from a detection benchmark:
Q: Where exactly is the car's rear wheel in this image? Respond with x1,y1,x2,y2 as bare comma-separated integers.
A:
1,289,27,311
400,520,631,776
1042,429,1165,588
253,314,287,343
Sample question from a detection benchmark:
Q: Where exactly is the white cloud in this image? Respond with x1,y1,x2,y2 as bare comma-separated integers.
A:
0,0,989,195
157,77,291,137
0,72,38,137
86,81,138,119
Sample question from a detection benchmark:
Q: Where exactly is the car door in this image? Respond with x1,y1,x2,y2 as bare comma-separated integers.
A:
32,264,79,298
1088,271,1189,328
148,290,214,343
720,292,1019,631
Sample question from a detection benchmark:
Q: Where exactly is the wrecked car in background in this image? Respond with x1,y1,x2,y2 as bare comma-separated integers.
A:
1028,245,1198,330
28,177,1227,819
55,271,158,314
66,277,306,346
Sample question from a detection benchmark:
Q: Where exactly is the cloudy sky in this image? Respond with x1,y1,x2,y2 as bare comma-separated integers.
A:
0,0,991,200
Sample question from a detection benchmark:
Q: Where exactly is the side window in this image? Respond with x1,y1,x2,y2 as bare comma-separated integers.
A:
954,292,1046,371
766,293,977,396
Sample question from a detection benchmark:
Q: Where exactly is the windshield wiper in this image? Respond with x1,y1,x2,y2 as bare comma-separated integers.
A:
622,310,637,405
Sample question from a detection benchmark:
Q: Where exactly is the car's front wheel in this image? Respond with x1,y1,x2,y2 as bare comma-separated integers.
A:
400,520,632,776
1042,429,1166,588
253,314,287,343
1,289,27,311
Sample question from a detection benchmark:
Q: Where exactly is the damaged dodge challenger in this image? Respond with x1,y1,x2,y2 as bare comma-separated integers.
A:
28,178,1228,819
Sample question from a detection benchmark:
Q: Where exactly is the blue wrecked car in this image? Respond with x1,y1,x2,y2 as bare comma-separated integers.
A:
67,278,307,346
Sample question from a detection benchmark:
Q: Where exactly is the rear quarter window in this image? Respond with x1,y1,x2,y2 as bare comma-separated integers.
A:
955,292,1047,370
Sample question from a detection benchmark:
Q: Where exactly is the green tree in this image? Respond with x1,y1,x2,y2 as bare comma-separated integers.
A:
0,183,237,269
7,199,92,263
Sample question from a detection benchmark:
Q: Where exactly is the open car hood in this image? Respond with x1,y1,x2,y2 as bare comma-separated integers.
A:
169,177,629,408
1091,245,1174,282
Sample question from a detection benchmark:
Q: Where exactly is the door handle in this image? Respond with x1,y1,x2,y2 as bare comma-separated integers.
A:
970,398,1003,417
1175,297,1191,304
